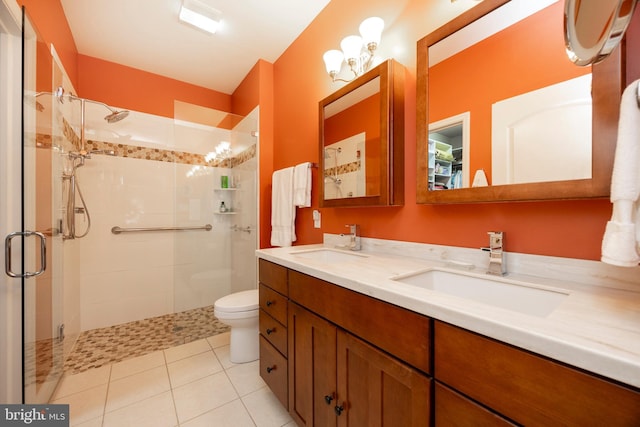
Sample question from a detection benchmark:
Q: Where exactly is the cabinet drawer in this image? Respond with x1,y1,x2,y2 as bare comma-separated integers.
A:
259,283,287,325
259,259,288,296
435,321,640,426
435,382,515,426
289,270,431,374
260,335,288,410
259,309,287,356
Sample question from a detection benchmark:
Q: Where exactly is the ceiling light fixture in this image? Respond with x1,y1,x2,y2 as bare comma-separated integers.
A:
179,0,221,35
323,17,384,83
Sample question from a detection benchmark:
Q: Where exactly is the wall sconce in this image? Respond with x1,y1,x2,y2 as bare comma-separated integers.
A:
323,17,384,83
179,0,222,34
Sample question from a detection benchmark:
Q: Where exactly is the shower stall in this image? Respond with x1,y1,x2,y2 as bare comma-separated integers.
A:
1,6,259,403
70,103,259,332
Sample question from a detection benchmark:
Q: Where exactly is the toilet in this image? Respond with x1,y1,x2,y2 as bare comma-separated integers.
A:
214,289,259,363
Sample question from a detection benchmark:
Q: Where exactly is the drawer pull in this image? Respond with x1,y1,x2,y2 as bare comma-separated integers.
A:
266,327,275,335
266,365,276,374
334,404,345,416
266,300,274,307
324,394,334,405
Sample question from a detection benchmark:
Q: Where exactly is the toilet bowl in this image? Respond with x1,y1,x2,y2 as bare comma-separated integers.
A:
213,289,259,363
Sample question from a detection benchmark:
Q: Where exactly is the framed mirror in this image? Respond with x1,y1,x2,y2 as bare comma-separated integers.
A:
320,59,404,208
416,0,624,204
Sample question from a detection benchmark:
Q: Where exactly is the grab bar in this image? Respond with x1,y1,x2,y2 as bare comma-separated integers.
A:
111,224,212,234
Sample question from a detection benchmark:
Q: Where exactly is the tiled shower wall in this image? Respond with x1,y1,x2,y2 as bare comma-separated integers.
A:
324,133,366,199
68,106,258,331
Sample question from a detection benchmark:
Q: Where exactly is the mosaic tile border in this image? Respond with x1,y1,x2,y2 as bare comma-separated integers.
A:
324,159,361,178
63,305,229,375
84,139,256,168
55,116,256,168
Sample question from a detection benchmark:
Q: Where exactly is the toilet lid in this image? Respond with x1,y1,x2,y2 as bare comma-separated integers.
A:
214,289,259,313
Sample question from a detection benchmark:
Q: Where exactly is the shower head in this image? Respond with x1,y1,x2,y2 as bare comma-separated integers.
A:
54,86,129,123
104,109,129,123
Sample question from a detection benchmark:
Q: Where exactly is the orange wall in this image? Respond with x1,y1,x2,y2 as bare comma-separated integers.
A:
271,0,618,260
232,60,275,249
18,0,79,87
19,0,232,119
76,55,231,118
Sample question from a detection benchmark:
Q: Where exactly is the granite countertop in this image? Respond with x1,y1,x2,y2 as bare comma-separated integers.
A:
256,243,640,389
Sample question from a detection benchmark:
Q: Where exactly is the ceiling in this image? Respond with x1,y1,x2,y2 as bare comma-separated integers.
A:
60,0,331,95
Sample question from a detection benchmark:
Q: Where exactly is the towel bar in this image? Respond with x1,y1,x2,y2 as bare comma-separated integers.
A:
111,224,212,234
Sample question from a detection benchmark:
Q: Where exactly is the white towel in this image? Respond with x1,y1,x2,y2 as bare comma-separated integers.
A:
270,167,296,247
601,80,640,267
293,162,312,207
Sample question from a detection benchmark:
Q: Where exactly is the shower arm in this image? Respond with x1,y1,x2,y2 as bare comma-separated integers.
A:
54,86,129,152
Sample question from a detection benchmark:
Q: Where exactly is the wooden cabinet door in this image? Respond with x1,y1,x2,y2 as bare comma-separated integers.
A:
288,302,337,427
336,331,431,427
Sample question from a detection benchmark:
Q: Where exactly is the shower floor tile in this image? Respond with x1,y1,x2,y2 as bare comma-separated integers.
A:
64,305,229,374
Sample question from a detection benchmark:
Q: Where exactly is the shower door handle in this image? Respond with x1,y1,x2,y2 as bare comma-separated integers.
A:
5,231,46,278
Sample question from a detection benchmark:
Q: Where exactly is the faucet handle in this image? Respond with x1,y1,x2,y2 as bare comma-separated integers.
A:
343,224,361,251
487,231,504,248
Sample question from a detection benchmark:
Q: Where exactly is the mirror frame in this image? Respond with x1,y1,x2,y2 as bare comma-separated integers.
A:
319,59,405,208
416,0,623,204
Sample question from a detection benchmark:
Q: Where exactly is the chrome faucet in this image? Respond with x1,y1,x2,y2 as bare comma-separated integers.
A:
344,224,361,251
481,231,506,276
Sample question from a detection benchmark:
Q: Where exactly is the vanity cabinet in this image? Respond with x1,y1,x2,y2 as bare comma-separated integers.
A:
434,320,640,426
259,259,640,426
258,259,289,408
288,272,432,426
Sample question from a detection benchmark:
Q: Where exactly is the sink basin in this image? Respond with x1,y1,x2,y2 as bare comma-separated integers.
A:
391,269,568,317
290,248,368,263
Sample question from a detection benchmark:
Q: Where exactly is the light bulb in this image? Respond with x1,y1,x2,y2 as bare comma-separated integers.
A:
340,35,364,61
359,17,384,49
323,50,344,74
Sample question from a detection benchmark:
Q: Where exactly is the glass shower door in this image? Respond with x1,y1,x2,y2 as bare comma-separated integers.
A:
21,12,65,404
172,109,258,325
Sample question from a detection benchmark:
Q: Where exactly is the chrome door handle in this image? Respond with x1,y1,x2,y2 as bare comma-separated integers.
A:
5,231,46,278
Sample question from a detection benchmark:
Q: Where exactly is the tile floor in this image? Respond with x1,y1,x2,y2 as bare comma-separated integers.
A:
64,306,229,374
50,332,295,427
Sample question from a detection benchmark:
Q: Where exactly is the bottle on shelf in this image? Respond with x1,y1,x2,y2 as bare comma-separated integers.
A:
219,201,228,213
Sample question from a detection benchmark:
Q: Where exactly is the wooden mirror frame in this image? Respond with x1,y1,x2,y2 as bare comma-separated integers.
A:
416,0,624,204
319,59,405,208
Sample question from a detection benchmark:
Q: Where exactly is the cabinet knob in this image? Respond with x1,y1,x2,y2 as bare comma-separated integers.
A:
265,300,274,307
266,327,275,335
334,404,345,416
266,365,276,374
324,394,334,405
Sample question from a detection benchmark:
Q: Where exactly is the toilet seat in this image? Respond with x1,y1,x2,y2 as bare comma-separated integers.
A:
214,289,258,314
